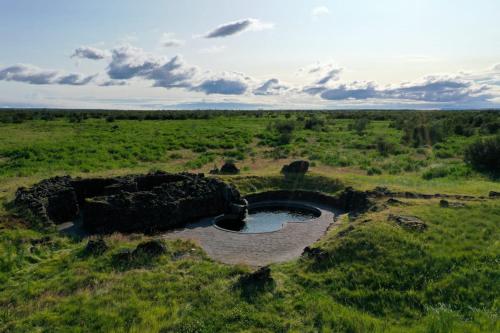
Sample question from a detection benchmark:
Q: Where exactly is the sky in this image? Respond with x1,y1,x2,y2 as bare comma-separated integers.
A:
1,0,500,110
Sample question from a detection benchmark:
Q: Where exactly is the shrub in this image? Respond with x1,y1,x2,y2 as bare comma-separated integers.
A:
304,116,326,131
464,136,500,175
367,167,382,176
349,118,369,135
422,165,471,180
272,120,295,134
376,138,397,157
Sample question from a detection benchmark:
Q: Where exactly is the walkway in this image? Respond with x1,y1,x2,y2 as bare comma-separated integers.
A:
162,201,340,266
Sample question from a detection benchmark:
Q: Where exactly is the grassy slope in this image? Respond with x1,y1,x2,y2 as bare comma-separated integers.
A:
0,114,499,332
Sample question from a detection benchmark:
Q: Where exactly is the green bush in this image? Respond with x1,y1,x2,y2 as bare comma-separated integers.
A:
464,136,500,176
367,167,382,176
422,165,471,180
376,138,397,157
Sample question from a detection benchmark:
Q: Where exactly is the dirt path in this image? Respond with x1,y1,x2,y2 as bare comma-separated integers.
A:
162,201,339,267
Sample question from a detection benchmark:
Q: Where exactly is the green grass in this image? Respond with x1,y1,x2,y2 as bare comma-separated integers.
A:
0,111,499,332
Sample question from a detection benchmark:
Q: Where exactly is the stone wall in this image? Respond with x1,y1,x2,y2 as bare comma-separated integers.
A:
14,172,246,233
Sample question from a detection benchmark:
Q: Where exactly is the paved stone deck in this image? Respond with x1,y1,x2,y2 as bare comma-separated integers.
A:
162,201,341,266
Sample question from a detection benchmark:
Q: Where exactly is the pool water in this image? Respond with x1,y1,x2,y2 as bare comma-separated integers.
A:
216,206,319,233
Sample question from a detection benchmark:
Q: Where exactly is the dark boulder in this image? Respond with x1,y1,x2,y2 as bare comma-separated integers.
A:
239,266,273,286
388,214,427,231
133,240,167,257
220,162,240,175
83,238,108,256
281,160,309,174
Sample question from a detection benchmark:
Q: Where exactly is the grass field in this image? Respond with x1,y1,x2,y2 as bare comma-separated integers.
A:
0,110,499,332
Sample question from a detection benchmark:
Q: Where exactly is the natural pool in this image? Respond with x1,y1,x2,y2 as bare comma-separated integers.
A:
215,204,321,233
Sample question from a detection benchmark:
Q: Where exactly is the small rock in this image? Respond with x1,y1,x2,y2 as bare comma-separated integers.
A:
83,239,108,256
209,168,220,175
386,198,407,206
490,191,500,198
133,239,167,257
220,162,240,175
302,246,329,261
30,236,52,245
239,266,273,286
370,204,387,212
281,160,309,174
337,225,355,237
114,249,134,262
371,187,393,197
404,192,419,199
388,214,427,231
439,199,450,208
440,200,466,208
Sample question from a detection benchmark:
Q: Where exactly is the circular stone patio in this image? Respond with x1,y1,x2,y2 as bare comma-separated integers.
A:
162,200,341,266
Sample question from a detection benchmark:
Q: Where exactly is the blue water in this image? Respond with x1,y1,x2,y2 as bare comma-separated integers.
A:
239,207,317,233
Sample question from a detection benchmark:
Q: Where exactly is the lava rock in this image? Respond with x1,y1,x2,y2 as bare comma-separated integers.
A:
113,249,134,263
368,186,394,197
439,200,466,208
83,174,245,234
239,266,273,286
281,160,309,174
337,187,373,212
83,238,108,256
386,198,407,206
388,214,427,231
13,171,246,234
133,240,167,257
30,236,52,245
14,176,79,225
337,225,355,238
302,246,329,261
220,162,240,175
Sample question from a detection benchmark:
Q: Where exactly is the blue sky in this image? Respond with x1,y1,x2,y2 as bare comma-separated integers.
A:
1,0,500,109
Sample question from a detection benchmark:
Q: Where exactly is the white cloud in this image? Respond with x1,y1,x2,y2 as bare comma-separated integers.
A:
311,6,330,18
160,33,185,48
199,45,226,54
106,45,197,88
71,46,110,60
254,79,289,96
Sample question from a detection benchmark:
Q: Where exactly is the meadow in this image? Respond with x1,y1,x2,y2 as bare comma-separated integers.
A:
0,110,499,332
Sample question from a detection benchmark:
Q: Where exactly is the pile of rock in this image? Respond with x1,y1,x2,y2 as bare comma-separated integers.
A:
14,171,247,234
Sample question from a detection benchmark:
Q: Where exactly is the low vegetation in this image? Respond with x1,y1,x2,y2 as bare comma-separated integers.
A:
0,109,499,332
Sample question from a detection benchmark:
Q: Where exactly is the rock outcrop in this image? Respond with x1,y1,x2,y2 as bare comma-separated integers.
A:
388,214,427,231
14,171,246,234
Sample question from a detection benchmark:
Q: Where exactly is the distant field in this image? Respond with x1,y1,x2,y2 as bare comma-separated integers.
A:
0,110,499,332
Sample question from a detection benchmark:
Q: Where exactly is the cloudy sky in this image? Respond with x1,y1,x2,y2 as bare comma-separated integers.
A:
1,0,500,109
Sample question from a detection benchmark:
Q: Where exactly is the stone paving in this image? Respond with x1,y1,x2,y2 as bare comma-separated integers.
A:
162,201,341,266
